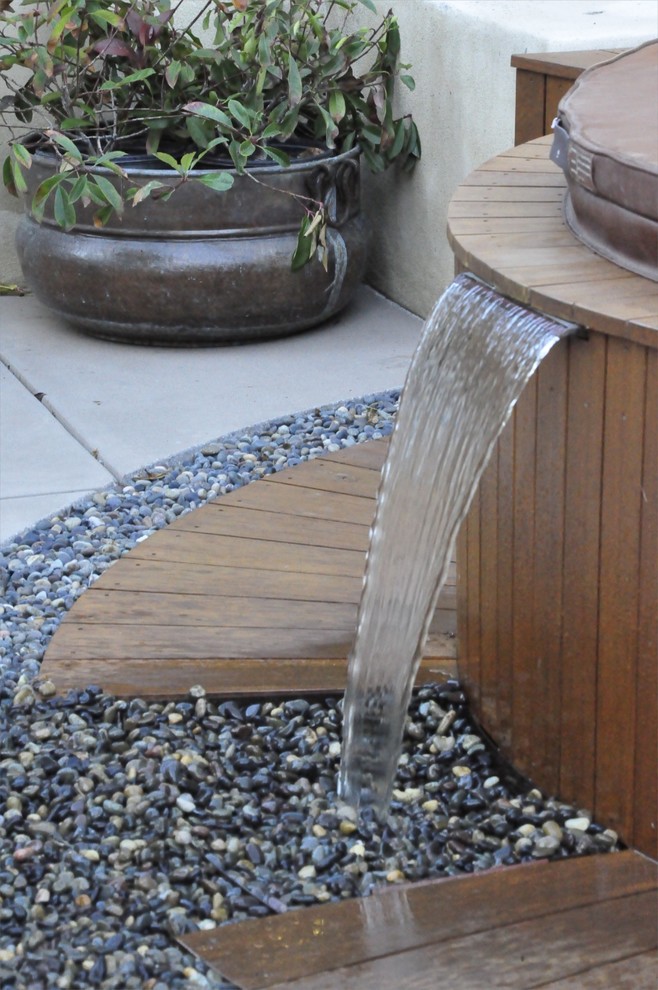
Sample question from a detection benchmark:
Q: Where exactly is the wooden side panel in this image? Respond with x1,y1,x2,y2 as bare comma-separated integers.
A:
634,347,658,858
558,333,606,811
595,337,646,839
529,342,568,794
509,373,538,775
514,68,546,144
544,76,574,133
494,418,515,750
458,332,657,856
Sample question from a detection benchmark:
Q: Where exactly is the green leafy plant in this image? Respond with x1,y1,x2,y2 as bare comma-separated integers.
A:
0,0,420,264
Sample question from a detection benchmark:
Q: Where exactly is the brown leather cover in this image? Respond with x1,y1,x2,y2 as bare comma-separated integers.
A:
555,40,658,281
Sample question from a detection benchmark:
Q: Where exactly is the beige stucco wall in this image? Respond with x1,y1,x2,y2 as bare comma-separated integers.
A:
1,0,657,300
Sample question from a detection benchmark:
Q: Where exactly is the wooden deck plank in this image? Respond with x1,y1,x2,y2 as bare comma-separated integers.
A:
69,591,359,629
41,440,458,698
538,950,658,989
224,481,377,527
42,655,458,699
95,560,365,603
180,852,657,990
263,459,382,500
313,438,389,470
173,503,372,552
268,891,657,990
128,530,366,576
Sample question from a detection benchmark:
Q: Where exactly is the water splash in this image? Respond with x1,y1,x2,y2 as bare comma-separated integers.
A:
338,274,575,814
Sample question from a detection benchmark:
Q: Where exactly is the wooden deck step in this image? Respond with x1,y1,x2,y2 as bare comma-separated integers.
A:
41,439,457,698
180,851,658,989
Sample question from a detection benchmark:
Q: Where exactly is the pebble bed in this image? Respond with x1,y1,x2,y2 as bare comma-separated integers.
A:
1,392,619,990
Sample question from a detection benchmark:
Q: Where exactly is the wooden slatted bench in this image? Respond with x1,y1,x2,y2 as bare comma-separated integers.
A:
41,438,457,698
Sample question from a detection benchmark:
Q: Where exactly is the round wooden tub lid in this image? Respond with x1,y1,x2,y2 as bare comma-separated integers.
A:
551,40,658,281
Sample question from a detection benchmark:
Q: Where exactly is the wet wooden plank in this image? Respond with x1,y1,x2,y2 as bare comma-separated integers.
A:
539,950,658,989
276,890,658,990
180,852,657,990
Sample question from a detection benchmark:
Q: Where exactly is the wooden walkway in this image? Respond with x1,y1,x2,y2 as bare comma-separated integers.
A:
41,438,457,698
181,851,658,989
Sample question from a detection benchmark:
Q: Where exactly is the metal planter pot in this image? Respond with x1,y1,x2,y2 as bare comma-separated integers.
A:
16,146,368,345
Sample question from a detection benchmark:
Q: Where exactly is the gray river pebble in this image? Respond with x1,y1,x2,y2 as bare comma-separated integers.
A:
0,392,620,989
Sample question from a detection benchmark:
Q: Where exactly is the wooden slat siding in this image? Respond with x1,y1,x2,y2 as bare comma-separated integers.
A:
596,338,647,841
509,372,538,777
538,951,658,990
40,656,458,700
530,341,568,793
558,333,606,812
476,436,498,729
450,139,657,857
635,347,658,856
180,852,657,990
261,891,658,990
494,417,515,750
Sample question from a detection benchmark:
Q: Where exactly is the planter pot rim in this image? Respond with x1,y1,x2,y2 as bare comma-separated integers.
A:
27,140,360,180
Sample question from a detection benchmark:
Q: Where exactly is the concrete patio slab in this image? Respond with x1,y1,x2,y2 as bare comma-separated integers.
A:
0,363,113,542
0,287,422,543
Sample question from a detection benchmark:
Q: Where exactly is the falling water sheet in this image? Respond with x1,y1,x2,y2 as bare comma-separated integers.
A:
339,273,577,814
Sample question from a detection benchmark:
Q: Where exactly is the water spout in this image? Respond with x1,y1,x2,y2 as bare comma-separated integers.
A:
338,274,580,815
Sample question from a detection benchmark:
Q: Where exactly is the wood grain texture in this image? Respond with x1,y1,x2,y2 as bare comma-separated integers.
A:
447,139,658,347
452,141,657,858
41,440,457,699
180,852,657,990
